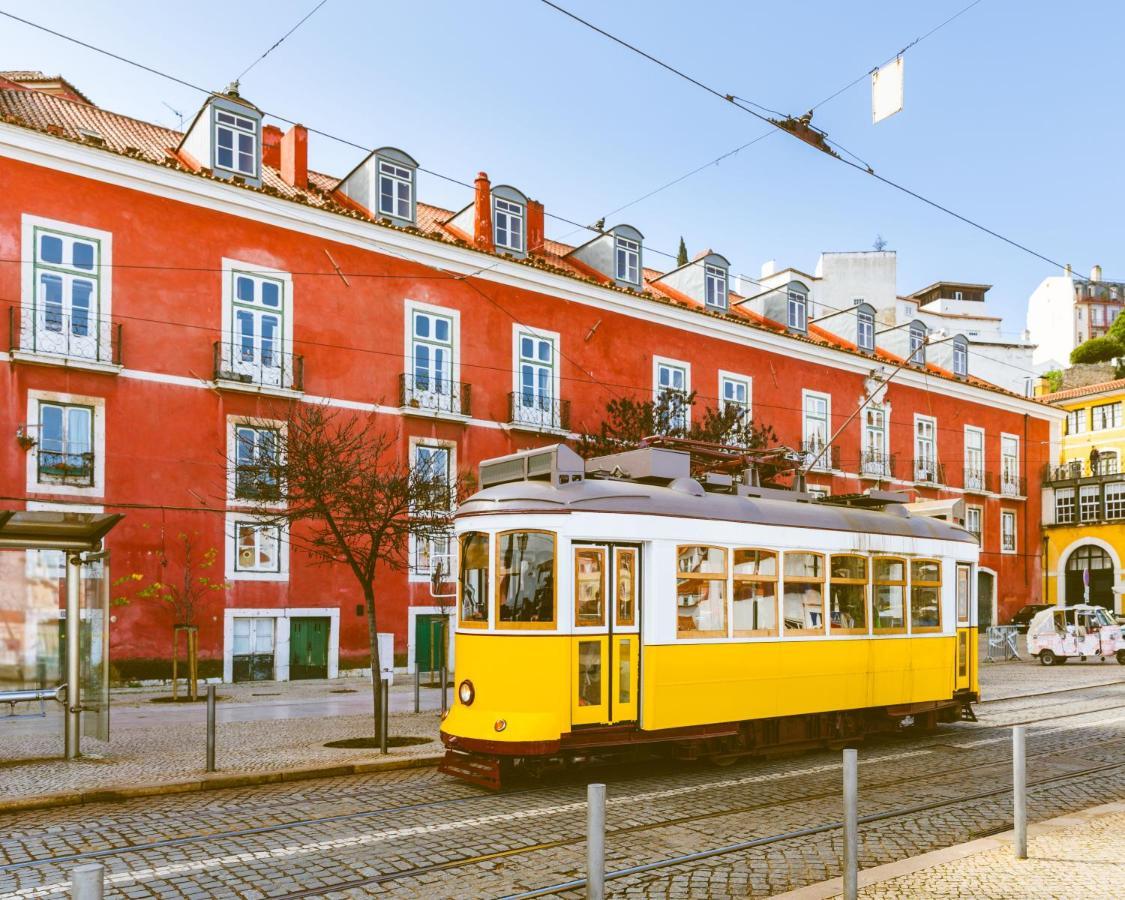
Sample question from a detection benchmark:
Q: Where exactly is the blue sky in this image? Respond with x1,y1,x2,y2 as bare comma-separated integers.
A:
2,0,1122,335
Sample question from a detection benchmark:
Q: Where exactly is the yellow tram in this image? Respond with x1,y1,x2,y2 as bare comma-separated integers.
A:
440,444,979,788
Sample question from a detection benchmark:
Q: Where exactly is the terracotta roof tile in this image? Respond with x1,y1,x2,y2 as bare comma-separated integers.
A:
1040,378,1125,403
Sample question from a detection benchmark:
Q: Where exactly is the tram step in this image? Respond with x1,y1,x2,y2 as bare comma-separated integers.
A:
439,750,502,791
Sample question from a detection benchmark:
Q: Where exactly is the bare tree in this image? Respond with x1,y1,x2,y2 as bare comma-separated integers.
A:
244,402,456,742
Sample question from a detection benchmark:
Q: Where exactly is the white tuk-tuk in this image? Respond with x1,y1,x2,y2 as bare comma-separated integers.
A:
1027,604,1125,666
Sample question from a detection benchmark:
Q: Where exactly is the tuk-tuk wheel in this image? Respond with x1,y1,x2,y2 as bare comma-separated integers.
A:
1117,650,1125,665
1039,649,1063,666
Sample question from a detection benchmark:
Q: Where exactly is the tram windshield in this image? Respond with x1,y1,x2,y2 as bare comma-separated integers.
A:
497,531,556,626
458,532,489,625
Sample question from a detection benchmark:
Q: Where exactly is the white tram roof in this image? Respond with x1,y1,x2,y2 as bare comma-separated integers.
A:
459,447,975,544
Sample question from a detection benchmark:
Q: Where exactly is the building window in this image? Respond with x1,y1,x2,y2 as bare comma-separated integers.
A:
410,308,454,401
37,402,93,485
234,425,279,501
953,290,963,301
910,560,942,632
1096,450,1120,475
1091,402,1122,431
229,271,285,384
966,505,983,541
704,264,728,309
787,288,807,331
964,427,984,491
615,236,641,285
412,531,454,581
914,416,938,482
1054,489,1075,525
655,360,690,432
873,557,906,633
676,546,727,637
857,306,875,352
30,225,105,362
829,555,867,634
1066,409,1085,435
1105,483,1125,520
494,197,524,252
803,392,831,469
783,551,825,634
733,549,777,637
952,338,968,377
496,531,556,628
514,331,559,427
214,110,257,177
377,159,413,220
909,324,926,365
413,443,452,510
1000,435,1020,496
234,522,281,573
1091,305,1105,325
719,373,751,428
861,407,889,476
1079,485,1100,523
1000,510,1017,553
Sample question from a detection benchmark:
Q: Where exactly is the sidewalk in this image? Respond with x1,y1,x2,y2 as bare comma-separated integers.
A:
771,801,1125,899
0,678,446,813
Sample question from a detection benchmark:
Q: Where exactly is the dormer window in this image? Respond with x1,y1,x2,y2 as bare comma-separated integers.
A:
616,235,641,285
857,304,875,352
215,110,257,177
909,323,926,365
952,290,963,301
704,264,728,309
494,197,525,253
378,160,413,220
787,287,807,331
952,337,968,377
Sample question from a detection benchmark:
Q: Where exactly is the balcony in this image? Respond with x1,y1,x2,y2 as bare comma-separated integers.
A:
913,459,945,485
800,441,842,472
213,340,304,394
859,449,896,479
399,374,471,419
508,392,570,433
38,448,95,486
1043,459,1120,484
963,466,996,493
8,306,122,372
1000,471,1027,497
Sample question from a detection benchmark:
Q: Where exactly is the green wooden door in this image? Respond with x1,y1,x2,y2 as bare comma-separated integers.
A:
414,614,447,676
289,617,329,680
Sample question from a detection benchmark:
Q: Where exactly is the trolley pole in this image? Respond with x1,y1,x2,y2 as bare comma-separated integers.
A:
587,783,606,900
70,862,104,899
1013,725,1027,859
842,748,858,900
205,684,216,773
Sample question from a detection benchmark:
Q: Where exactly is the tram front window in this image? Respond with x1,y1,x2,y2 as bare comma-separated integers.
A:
497,531,556,626
783,552,825,634
459,531,489,626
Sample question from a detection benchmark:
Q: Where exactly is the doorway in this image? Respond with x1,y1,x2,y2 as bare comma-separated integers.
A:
289,617,330,680
977,570,995,630
232,616,275,682
1064,545,1115,610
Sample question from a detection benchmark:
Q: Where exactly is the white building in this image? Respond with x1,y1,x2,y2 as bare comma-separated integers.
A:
1027,265,1123,370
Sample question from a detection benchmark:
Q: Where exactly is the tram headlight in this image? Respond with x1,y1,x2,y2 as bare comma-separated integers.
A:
458,679,475,706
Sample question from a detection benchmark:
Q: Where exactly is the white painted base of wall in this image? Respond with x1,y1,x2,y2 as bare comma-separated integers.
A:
222,607,340,683
406,606,455,674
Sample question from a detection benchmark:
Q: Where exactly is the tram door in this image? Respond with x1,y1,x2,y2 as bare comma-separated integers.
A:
572,544,640,727
955,563,973,693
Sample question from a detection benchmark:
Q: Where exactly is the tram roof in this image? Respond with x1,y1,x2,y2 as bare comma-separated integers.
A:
456,478,976,544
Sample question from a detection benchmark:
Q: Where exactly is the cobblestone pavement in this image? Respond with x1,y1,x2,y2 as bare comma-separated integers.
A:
0,679,1123,899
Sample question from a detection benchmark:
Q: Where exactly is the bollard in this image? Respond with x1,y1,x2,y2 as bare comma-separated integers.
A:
587,783,606,900
842,748,858,900
380,681,389,755
1013,725,1027,859
70,862,104,899
414,663,420,714
205,684,216,773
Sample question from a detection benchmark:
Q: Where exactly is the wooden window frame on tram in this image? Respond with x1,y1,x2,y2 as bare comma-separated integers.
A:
909,558,943,634
574,545,608,629
675,545,729,639
457,530,490,630
828,553,869,636
873,555,908,635
732,548,779,638
494,529,558,631
781,550,827,637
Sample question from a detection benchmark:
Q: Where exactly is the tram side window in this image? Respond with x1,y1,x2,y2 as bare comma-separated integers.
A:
873,557,906,633
574,547,607,627
733,549,778,637
459,531,489,626
783,552,825,634
496,531,556,627
910,560,942,632
829,554,868,634
676,545,727,637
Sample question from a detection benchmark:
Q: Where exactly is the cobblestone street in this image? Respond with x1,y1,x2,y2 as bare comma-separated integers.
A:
1,670,1123,899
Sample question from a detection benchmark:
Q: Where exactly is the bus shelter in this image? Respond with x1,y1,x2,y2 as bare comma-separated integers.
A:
0,509,122,759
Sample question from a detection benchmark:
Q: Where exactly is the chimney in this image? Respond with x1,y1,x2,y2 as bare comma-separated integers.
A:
760,259,777,278
527,199,545,253
280,125,308,189
1064,263,1072,277
473,172,494,252
1092,264,1103,282
262,124,283,169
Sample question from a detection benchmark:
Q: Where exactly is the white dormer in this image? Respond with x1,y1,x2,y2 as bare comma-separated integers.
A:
567,224,645,290
335,146,418,226
177,85,263,187
651,251,730,310
492,185,528,256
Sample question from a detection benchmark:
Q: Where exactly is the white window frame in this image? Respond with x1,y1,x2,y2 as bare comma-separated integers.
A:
964,425,985,491
1105,482,1125,520
404,300,462,414
408,436,457,583
965,504,983,543
615,236,641,285
1091,402,1122,431
213,109,258,177
909,324,926,365
511,325,562,430
718,371,752,428
1000,433,1020,496
25,389,106,498
377,159,413,220
861,404,890,476
787,289,807,331
227,415,285,507
494,197,525,253
856,307,875,352
914,414,938,482
653,356,691,431
952,339,968,377
225,512,289,581
1000,510,1017,554
220,258,295,391
704,264,728,309
1054,488,1075,525
802,389,832,470
1079,485,1101,523
1066,409,1086,435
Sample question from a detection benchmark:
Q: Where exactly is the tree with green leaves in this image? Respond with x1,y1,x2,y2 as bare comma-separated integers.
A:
1070,335,1123,365
677,236,688,267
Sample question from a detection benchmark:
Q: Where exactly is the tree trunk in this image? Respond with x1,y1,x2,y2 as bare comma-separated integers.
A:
363,581,383,743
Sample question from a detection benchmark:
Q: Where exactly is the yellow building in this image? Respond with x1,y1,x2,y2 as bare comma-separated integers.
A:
1041,377,1125,614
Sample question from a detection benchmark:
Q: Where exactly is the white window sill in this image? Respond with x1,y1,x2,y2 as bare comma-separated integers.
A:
214,377,303,399
400,404,471,423
9,349,122,375
503,420,572,438
226,569,289,582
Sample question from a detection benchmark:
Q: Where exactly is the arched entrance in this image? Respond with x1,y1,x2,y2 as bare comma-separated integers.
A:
1064,545,1115,610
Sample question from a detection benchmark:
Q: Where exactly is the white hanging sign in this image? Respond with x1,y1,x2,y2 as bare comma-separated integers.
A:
871,56,904,124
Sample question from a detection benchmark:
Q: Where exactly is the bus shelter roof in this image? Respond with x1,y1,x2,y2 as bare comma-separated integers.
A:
0,509,123,551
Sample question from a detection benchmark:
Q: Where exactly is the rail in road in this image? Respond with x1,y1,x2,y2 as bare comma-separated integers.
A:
2,683,1124,898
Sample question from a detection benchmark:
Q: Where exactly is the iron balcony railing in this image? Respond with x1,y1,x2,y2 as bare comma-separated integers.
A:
1043,459,1121,484
9,306,122,365
508,392,571,432
913,458,945,485
213,340,304,391
860,449,896,478
38,448,95,486
799,441,842,471
963,466,997,493
1000,472,1027,497
399,373,472,417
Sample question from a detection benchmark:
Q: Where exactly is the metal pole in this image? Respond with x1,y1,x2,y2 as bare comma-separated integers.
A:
1013,725,1027,859
439,620,448,717
70,862,104,899
206,684,216,773
380,679,389,755
587,783,606,900
414,662,420,714
65,551,82,760
843,748,858,900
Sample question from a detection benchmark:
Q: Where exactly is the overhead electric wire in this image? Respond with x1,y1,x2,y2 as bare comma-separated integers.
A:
235,0,330,82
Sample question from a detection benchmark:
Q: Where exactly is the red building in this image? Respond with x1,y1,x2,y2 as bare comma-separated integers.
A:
0,73,1061,681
